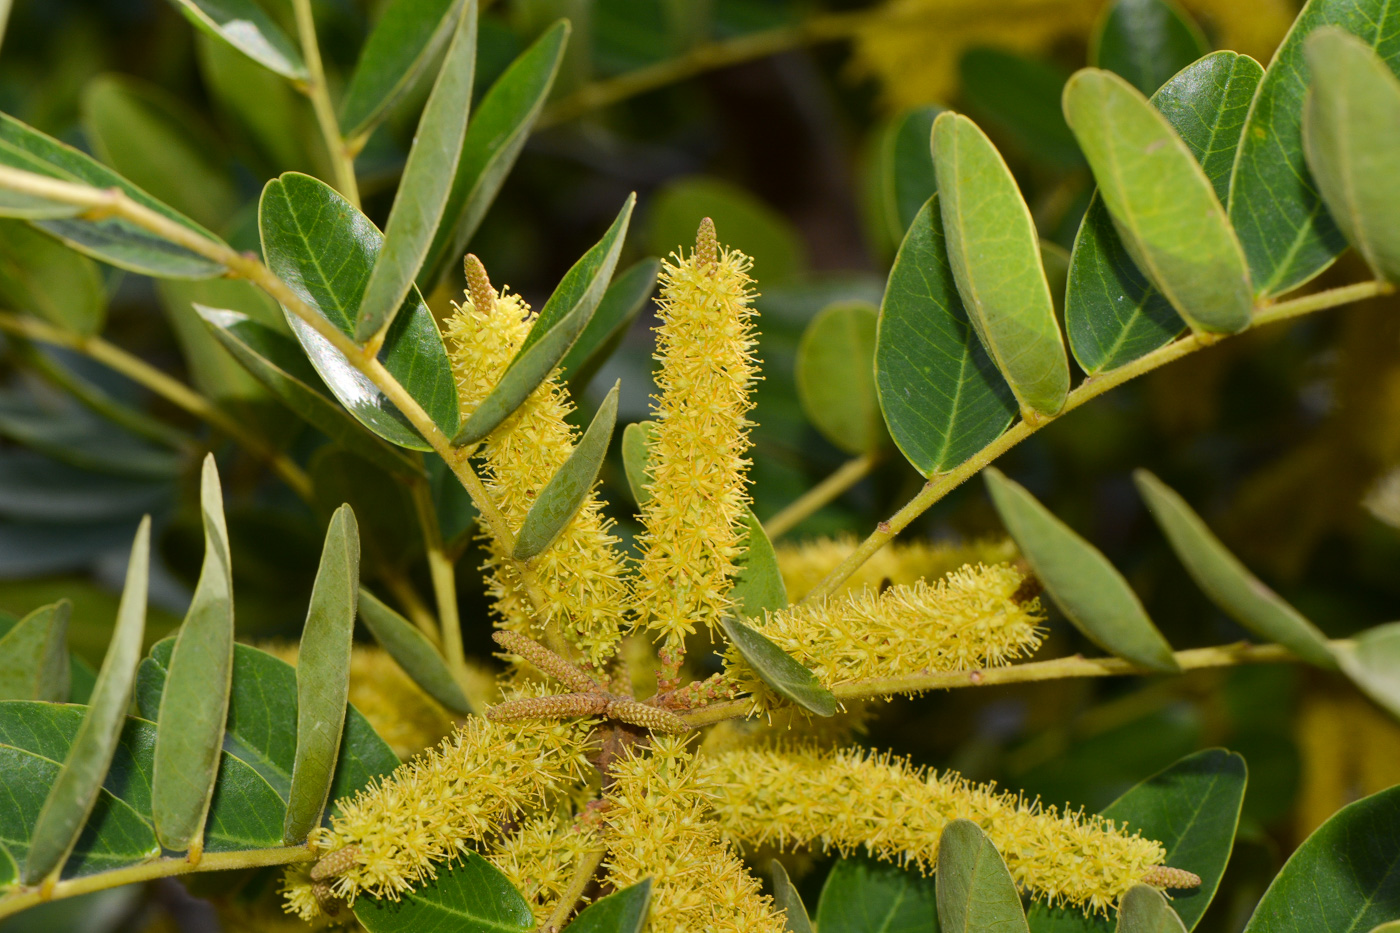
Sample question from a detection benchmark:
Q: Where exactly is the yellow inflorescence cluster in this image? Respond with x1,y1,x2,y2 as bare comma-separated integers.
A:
776,534,1018,601
485,809,601,925
703,745,1167,916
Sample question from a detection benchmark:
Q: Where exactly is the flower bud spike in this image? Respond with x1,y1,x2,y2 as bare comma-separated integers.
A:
604,698,691,734
486,692,610,724
1142,866,1202,889
493,630,606,693
464,253,495,315
696,216,718,267
310,844,361,881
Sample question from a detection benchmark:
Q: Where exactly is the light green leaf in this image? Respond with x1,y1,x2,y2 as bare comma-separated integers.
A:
936,819,1029,933
558,258,659,390
816,858,938,933
152,455,234,853
421,21,569,289
984,468,1179,672
354,851,533,932
1063,68,1251,334
565,878,653,933
1134,470,1336,669
358,589,471,716
1369,923,1400,933
720,615,835,717
875,195,1018,476
356,2,478,341
513,382,618,561
340,0,467,141
771,860,814,933
453,194,634,446
0,600,70,702
165,0,306,79
796,301,887,455
283,505,361,844
1091,0,1208,95
621,421,655,507
731,510,787,619
1116,886,1187,933
1302,27,1400,284
1336,621,1400,721
873,105,942,246
23,516,149,884
0,220,104,336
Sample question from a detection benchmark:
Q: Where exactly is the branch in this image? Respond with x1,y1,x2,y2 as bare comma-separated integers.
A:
291,0,360,207
410,479,468,682
539,846,606,933
763,450,884,540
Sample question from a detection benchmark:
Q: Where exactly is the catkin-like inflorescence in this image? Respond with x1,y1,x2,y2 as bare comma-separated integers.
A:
486,809,601,925
444,284,631,666
634,223,760,655
602,738,786,933
776,535,1019,601
703,746,1170,916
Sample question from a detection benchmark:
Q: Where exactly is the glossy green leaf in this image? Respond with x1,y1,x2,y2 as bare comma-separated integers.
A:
816,858,939,933
622,421,654,507
0,220,104,336
1336,621,1400,721
731,510,787,619
558,258,659,390
796,301,887,455
1134,470,1336,669
259,171,460,449
356,2,477,341
771,860,815,933
1091,0,1208,95
719,615,835,717
23,517,149,884
152,455,233,853
1067,52,1261,374
0,113,225,278
1064,68,1252,334
358,589,472,716
960,47,1082,168
875,195,1018,476
1230,0,1400,297
165,0,306,79
936,819,1029,933
284,505,360,844
421,21,569,288
875,106,942,245
1029,748,1246,933
1242,784,1400,932
340,0,466,141
1302,28,1400,284
453,194,634,445
934,112,1068,418
354,851,533,932
513,381,618,560
0,600,70,702
985,468,1178,672
1116,886,1187,933
565,878,653,933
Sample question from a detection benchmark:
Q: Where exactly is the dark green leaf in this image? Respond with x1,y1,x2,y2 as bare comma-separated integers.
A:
558,258,659,390
23,517,149,884
731,510,787,619
165,0,306,79
341,0,467,141
0,600,70,702
354,850,533,932
0,453,168,523
565,878,652,933
0,220,105,336
621,421,654,507
719,616,835,717
259,172,460,449
0,399,183,481
512,382,618,560
284,505,360,843
876,195,1017,477
1091,0,1209,95
985,468,1178,672
936,819,1029,933
771,860,814,933
1134,470,1336,669
356,2,478,341
960,48,1082,168
816,858,940,933
874,106,942,245
1336,621,1400,721
1116,886,1187,933
0,843,14,889
796,301,887,455
359,588,472,716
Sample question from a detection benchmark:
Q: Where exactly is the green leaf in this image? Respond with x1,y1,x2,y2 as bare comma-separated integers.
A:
340,0,467,141
165,0,306,79
771,860,815,933
284,505,360,844
558,258,659,390
354,850,533,932
796,301,887,455
731,510,787,618
1370,924,1400,933
0,843,15,889
513,381,618,560
259,171,460,449
647,176,806,283
1028,748,1247,933
0,220,105,336
719,616,835,717
196,30,318,175
0,399,183,481
0,600,70,702
1116,886,1187,933
1133,470,1336,669
816,858,939,933
936,819,1029,933
356,2,478,341
1242,784,1400,932
1067,52,1261,374
985,468,1178,672
0,611,97,705
565,878,652,933
1091,0,1208,95
875,195,1018,476
933,112,1068,418
1063,68,1252,334
421,21,569,289
1302,28,1400,284
158,278,282,405
1336,621,1400,721
23,516,149,884
453,194,634,446
621,421,655,507
874,106,942,246
152,455,234,853
0,113,226,278
358,589,472,716
960,47,1082,168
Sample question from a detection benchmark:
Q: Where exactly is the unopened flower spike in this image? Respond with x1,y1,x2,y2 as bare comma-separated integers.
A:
463,253,495,316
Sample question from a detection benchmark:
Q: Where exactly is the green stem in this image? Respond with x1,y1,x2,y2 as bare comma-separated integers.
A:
410,479,468,682
291,0,360,207
763,450,884,540
539,846,606,933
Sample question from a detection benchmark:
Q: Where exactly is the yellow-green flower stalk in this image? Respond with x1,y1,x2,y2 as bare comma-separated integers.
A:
703,746,1183,915
444,256,631,666
634,220,759,669
777,534,1019,601
486,809,601,925
602,738,786,933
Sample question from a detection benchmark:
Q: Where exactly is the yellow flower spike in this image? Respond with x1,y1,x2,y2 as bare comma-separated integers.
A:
776,534,1019,601
486,809,601,925
443,271,631,667
702,746,1173,916
634,219,760,663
